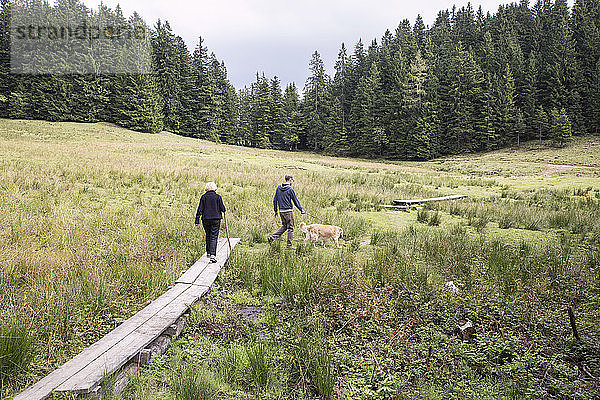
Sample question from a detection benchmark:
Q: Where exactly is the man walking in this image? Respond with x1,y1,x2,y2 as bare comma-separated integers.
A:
268,174,305,249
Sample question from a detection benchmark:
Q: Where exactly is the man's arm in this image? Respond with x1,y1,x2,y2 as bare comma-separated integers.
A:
291,189,304,213
273,190,279,215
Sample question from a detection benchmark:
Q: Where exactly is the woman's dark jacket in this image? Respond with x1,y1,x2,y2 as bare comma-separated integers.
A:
195,191,226,223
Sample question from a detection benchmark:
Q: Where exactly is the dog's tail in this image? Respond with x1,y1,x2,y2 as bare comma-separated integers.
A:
299,222,307,233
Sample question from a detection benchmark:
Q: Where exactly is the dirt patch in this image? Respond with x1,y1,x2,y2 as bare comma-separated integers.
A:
236,304,263,321
539,164,595,176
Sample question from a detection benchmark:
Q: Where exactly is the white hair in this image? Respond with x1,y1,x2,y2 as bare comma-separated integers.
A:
205,182,217,192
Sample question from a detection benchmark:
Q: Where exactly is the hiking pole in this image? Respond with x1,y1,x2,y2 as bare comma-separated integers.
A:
224,212,232,253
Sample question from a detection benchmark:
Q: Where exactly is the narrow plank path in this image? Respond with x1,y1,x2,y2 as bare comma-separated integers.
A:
14,237,240,400
393,194,468,206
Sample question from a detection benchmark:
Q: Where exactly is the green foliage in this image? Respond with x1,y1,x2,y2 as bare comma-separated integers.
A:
551,107,573,147
288,331,336,399
171,363,218,400
3,0,599,155
3,120,600,399
417,209,430,223
246,343,270,388
0,317,33,386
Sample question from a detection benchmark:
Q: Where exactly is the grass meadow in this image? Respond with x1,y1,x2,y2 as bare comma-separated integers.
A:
1,119,599,399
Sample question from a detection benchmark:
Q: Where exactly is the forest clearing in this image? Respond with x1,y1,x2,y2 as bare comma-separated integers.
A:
1,119,599,399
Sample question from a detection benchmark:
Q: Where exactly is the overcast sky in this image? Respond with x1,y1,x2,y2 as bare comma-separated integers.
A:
82,0,512,90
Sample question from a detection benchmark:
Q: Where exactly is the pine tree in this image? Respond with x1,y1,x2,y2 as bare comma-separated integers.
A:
0,0,10,117
535,106,550,144
551,107,572,147
302,51,331,151
350,63,382,156
572,0,600,132
282,83,301,150
413,14,427,50
151,20,184,132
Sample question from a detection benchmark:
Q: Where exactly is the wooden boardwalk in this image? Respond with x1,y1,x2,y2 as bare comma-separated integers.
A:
393,194,468,206
14,238,240,400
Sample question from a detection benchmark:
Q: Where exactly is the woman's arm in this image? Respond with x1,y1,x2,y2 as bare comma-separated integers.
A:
195,196,204,225
219,195,226,214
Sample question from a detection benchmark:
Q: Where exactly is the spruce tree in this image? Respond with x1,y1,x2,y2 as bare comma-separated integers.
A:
183,37,216,139
302,51,331,151
572,0,600,132
268,77,286,149
551,107,572,147
403,51,431,160
333,43,350,135
151,20,184,132
0,0,10,117
535,106,550,144
252,73,272,148
413,15,427,50
350,63,381,156
282,83,301,150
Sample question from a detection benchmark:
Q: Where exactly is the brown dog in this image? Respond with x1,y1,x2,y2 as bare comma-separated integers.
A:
299,222,343,248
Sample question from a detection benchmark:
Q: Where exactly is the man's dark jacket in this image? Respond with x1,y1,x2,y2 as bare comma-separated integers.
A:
273,184,303,213
195,191,226,223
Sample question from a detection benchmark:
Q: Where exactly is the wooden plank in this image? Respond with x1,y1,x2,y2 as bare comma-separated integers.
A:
176,238,228,284
192,238,240,287
393,194,467,205
15,238,240,400
55,284,202,394
55,331,156,394
380,205,410,210
12,283,191,400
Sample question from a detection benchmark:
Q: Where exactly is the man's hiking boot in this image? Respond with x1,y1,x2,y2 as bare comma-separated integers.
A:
210,255,217,263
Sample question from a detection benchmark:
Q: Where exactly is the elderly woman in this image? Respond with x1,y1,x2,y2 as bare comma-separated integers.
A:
195,182,226,263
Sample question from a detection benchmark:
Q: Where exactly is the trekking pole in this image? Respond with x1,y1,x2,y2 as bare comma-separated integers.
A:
224,212,232,253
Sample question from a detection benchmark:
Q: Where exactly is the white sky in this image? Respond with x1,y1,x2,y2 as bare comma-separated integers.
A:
82,0,514,89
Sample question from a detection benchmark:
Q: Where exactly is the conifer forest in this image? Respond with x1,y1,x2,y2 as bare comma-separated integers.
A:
1,0,599,159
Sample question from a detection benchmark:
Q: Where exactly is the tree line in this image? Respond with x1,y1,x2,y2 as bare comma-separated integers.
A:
1,0,599,159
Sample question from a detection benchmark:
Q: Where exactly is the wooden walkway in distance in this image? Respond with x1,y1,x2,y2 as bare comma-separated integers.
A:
14,238,240,400
393,194,468,206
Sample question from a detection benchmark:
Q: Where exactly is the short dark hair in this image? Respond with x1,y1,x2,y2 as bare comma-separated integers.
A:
285,174,294,182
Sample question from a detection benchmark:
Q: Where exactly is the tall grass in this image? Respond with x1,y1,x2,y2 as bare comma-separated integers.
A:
0,316,33,386
3,120,600,398
246,343,270,388
171,364,218,400
288,330,336,399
